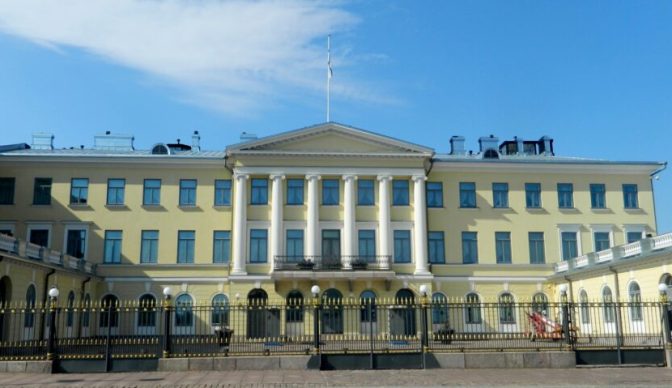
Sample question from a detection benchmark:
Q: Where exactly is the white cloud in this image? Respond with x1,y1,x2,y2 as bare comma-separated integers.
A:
0,0,391,115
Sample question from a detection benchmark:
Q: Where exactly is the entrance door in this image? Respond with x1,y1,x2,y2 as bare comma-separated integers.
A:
390,289,416,337
322,230,341,270
247,289,268,339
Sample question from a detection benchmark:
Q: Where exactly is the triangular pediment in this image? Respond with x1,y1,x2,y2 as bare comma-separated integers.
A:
227,123,434,156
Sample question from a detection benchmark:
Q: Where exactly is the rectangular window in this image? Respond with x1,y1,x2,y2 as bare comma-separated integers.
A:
393,230,411,263
214,180,231,206
251,178,268,205
286,179,304,205
528,232,545,264
286,229,304,261
33,178,52,205
428,231,445,264
70,178,89,205
0,178,15,205
213,231,231,264
590,184,606,209
459,182,476,208
322,179,339,205
392,180,409,206
426,182,443,208
561,232,578,261
492,183,509,208
358,229,376,262
179,179,197,206
140,230,159,264
250,229,268,263
627,231,643,244
623,184,638,209
462,232,478,264
525,183,541,208
495,232,512,264
29,229,50,248
66,229,86,259
594,232,611,251
177,231,195,264
103,230,122,264
357,179,374,206
557,183,573,208
106,179,125,205
143,179,161,205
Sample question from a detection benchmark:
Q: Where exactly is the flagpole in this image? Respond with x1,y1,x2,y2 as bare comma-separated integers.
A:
327,34,331,123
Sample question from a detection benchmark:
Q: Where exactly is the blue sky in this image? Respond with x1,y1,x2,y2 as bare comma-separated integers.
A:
0,0,670,232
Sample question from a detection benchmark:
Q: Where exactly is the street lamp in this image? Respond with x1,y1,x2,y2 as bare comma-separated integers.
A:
48,287,60,300
659,283,672,345
162,287,173,299
46,287,59,360
162,286,173,359
311,285,321,353
311,285,321,298
419,284,428,297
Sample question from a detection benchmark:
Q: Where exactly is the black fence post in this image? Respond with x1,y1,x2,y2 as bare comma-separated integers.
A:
560,288,572,349
104,302,113,372
46,289,58,361
162,292,172,358
420,286,429,369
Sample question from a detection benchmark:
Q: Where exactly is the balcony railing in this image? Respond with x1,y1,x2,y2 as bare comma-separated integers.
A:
0,233,96,275
274,255,391,271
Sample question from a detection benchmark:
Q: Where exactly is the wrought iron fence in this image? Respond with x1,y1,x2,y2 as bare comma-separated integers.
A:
0,297,669,362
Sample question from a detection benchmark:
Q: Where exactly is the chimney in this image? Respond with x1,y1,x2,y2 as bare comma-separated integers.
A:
93,132,134,151
31,132,54,150
478,134,499,153
240,131,258,142
539,136,553,156
515,136,525,155
192,130,201,152
449,136,466,155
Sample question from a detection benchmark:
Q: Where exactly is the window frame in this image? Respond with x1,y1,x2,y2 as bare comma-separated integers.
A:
358,229,376,262
140,230,159,264
357,179,375,206
179,179,197,207
428,231,445,264
177,230,195,264
528,232,545,264
426,182,443,208
492,182,509,208
0,177,15,205
322,179,339,206
213,230,231,264
393,230,411,263
106,178,125,206
392,180,409,206
250,178,269,205
557,183,574,209
590,183,606,209
143,179,161,206
623,184,639,209
525,182,541,208
33,177,52,205
462,231,478,264
214,179,232,206
495,231,512,264
286,179,304,205
70,178,89,205
249,229,268,263
459,182,477,208
103,230,123,264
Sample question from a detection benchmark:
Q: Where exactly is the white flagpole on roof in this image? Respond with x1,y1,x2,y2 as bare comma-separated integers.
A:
327,34,332,122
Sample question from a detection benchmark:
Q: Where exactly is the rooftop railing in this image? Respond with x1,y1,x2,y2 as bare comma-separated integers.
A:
0,233,96,275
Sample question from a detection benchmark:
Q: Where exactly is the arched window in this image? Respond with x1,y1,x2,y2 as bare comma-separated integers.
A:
432,293,449,325
24,285,36,328
499,293,516,324
629,282,642,321
137,294,156,328
285,291,303,323
66,291,76,327
321,289,343,334
212,294,230,326
531,293,548,315
360,290,377,323
579,290,590,324
465,293,481,324
602,287,615,323
175,294,193,327
100,295,119,328
82,294,91,328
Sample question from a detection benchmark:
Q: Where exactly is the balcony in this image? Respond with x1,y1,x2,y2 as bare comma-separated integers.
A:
274,255,391,271
0,233,96,275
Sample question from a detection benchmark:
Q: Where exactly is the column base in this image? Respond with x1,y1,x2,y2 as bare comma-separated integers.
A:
230,270,248,276
413,270,433,277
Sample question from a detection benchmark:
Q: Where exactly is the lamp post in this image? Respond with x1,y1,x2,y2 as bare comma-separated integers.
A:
162,287,173,358
311,285,321,354
46,287,59,361
419,285,429,369
559,284,572,347
659,283,671,345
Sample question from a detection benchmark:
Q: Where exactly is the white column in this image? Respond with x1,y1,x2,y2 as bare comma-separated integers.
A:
377,175,392,270
412,175,429,275
270,174,285,272
231,173,249,275
305,174,320,261
342,175,357,269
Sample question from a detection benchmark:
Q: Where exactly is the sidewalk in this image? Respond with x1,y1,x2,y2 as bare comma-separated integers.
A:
1,368,672,387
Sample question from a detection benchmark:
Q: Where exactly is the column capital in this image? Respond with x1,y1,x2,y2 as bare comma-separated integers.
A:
342,174,358,182
233,172,249,181
269,174,286,181
305,174,321,181
377,174,393,182
411,174,427,182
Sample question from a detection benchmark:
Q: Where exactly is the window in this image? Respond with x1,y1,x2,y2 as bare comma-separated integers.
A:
137,294,156,328
285,229,304,261
140,230,159,264
392,180,409,206
629,282,642,321
143,179,161,205
360,290,377,323
66,229,86,259
561,232,578,261
287,290,304,323
465,293,482,324
357,179,374,205
499,293,516,324
426,182,443,208
492,182,509,208
106,179,125,205
623,184,638,209
286,179,304,205
33,178,52,205
428,231,445,264
82,294,91,328
179,179,197,206
358,230,376,262
24,285,36,328
627,231,643,243
322,179,339,205
590,184,606,209
462,232,478,264
594,232,611,252
249,229,268,263
251,178,268,205
432,293,449,325
212,294,230,326
70,178,89,205
557,183,573,208
579,290,590,325
175,294,193,327
525,183,541,208
213,231,231,264
459,182,476,208
531,293,548,315
177,231,195,264
495,232,512,264
528,232,545,264
214,180,231,206
393,230,411,263
29,229,50,248
66,291,76,327
103,230,122,264
603,287,615,323
0,178,15,205
100,295,119,328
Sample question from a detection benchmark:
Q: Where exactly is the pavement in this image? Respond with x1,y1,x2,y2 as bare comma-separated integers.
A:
1,367,672,387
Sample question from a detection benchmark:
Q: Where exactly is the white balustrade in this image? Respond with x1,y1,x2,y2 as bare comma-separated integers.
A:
621,241,642,258
652,233,672,250
574,255,589,268
595,249,613,263
25,242,42,259
0,234,16,252
555,261,569,272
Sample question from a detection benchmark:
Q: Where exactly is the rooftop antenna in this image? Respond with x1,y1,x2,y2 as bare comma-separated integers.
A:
327,34,333,122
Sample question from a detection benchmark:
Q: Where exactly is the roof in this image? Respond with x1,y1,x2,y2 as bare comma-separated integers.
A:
0,147,226,159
